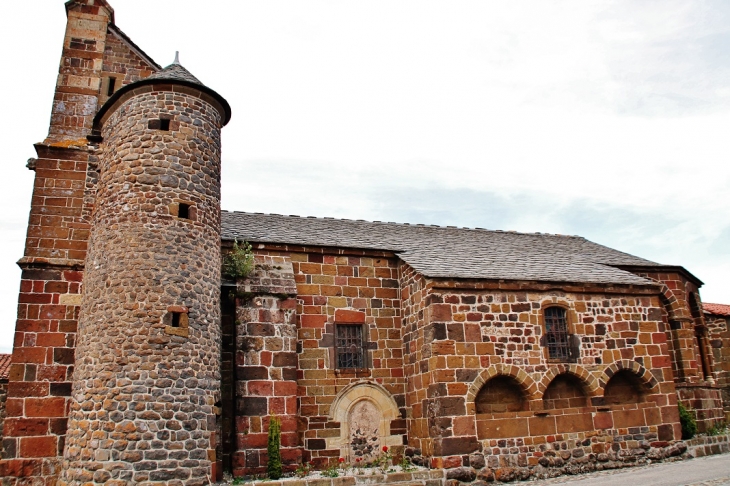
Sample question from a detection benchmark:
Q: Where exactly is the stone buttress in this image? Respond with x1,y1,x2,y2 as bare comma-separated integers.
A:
59,61,231,484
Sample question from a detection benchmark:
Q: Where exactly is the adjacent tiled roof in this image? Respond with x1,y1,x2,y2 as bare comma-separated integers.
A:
704,303,730,316
0,353,11,380
147,61,203,85
222,211,664,286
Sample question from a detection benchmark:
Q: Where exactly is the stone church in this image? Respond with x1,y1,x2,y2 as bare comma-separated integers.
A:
1,1,728,484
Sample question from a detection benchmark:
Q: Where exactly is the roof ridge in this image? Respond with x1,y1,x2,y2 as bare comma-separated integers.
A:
220,209,580,238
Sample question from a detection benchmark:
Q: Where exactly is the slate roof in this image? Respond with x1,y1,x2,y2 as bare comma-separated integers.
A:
147,61,203,85
704,303,730,316
222,211,666,286
0,353,11,380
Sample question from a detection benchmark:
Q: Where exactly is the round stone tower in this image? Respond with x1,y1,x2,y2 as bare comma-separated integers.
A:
60,59,231,485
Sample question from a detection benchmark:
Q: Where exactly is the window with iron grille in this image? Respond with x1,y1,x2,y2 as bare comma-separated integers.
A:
544,307,572,361
336,324,365,369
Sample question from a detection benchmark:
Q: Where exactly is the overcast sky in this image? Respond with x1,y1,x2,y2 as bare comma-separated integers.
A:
0,1,728,353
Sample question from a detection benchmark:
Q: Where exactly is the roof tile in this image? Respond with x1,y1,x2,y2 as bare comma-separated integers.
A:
704,303,730,316
0,353,11,380
222,211,663,286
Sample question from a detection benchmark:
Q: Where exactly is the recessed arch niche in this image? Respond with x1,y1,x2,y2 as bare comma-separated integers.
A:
327,381,402,461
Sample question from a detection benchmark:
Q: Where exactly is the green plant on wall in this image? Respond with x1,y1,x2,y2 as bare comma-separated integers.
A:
267,415,283,480
222,239,254,279
678,402,697,439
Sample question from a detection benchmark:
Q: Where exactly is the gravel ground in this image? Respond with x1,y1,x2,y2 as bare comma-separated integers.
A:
528,453,730,486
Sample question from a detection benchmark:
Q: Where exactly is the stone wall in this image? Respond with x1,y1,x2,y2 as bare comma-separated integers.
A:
229,255,300,477
0,379,7,450
225,245,407,473
608,270,724,432
402,281,682,469
60,84,224,484
706,314,730,420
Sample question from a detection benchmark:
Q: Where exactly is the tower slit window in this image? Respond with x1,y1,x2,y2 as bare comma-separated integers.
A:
178,203,190,220
107,76,116,97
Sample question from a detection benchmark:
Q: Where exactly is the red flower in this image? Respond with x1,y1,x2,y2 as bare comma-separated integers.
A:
339,458,345,463
382,446,388,452
356,458,362,462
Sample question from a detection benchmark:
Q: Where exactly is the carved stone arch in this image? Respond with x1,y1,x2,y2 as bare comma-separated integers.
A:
536,364,600,399
598,360,659,395
651,280,684,322
327,381,401,461
466,364,537,414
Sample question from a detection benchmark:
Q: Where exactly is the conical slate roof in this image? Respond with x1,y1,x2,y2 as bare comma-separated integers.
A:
147,57,204,86
93,53,231,129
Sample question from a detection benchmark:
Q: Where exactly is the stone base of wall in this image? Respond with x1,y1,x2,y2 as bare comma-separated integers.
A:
432,434,690,484
677,383,725,433
685,433,730,458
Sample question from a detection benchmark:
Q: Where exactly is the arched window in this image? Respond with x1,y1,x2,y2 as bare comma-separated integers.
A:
543,374,588,409
604,370,645,405
475,376,526,414
543,306,574,361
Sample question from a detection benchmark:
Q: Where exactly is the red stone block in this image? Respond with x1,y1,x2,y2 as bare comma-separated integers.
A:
442,455,462,468
300,315,326,328
274,381,297,396
62,270,84,282
4,418,49,437
19,293,52,304
25,397,67,418
238,433,267,449
36,365,68,382
247,381,273,397
430,304,452,321
651,332,667,344
6,397,24,416
334,309,365,323
593,412,613,430
651,355,671,369
0,459,43,479
269,397,286,415
13,347,46,364
35,333,66,347
19,436,57,458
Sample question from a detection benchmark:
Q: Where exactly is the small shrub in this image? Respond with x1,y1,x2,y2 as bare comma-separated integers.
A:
267,416,282,480
678,402,697,439
223,239,254,279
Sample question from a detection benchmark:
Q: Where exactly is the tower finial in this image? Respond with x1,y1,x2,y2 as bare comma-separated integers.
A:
173,51,180,65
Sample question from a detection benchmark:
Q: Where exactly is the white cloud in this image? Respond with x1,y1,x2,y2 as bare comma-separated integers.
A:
0,0,728,351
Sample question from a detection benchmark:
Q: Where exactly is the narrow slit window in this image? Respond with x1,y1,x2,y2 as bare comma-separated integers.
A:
160,118,170,131
107,77,116,97
336,324,365,369
171,312,181,328
178,203,190,220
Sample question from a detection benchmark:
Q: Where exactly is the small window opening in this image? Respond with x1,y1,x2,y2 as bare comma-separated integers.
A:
148,118,171,131
178,203,190,220
171,312,181,328
336,324,365,369
544,307,572,361
107,77,116,97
